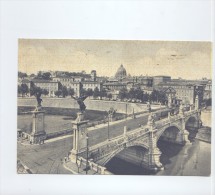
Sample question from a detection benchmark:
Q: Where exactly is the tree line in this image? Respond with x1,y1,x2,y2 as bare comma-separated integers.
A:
17,83,113,99
118,87,167,104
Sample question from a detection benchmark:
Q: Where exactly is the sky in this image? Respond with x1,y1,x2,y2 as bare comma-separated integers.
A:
18,39,212,79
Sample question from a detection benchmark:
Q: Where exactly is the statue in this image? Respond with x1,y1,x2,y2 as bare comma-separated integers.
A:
35,92,42,107
147,102,151,112
179,101,184,115
147,113,155,127
71,95,88,113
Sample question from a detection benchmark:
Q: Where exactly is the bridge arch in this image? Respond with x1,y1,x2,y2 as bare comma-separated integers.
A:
185,116,199,141
185,116,199,130
157,125,182,144
103,143,149,166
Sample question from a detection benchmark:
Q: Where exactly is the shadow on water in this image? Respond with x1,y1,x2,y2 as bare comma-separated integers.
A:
106,157,155,175
187,129,198,142
106,141,184,175
157,140,184,166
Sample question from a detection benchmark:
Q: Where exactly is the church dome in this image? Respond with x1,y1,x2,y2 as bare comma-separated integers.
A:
115,64,127,79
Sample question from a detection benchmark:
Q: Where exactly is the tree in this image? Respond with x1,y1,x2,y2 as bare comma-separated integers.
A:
118,88,128,100
142,93,149,102
135,88,143,100
86,88,93,97
20,84,29,97
42,89,49,96
30,82,42,96
68,88,75,97
80,88,87,96
128,88,135,99
150,90,160,102
107,93,112,100
42,72,52,80
29,82,49,97
18,72,27,78
93,87,100,99
100,89,107,99
30,73,36,78
18,85,22,96
55,90,62,97
62,86,68,98
158,91,167,104
35,72,52,80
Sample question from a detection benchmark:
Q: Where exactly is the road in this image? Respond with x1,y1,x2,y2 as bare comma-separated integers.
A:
17,109,167,174
88,108,169,146
18,137,72,174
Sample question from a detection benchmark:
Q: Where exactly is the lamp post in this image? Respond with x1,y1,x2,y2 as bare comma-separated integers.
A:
85,133,89,174
107,114,110,141
106,107,116,141
81,131,90,174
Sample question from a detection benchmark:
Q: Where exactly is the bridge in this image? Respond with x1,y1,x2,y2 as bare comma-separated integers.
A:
69,104,202,173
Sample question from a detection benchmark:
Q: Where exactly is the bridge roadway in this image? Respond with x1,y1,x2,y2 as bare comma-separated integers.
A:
17,108,169,174
87,108,169,147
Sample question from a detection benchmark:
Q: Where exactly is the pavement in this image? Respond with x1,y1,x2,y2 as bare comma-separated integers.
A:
63,161,100,175
17,108,168,174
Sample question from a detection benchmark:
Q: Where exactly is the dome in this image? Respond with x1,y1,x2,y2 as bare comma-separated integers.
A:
115,64,127,79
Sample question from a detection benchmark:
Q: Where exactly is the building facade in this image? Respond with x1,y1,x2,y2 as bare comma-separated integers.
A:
157,82,204,105
103,82,126,91
153,76,171,86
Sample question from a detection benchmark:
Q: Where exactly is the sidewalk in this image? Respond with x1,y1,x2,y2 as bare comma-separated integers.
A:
63,161,100,175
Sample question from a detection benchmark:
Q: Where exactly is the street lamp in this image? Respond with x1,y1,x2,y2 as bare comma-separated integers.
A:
106,108,117,141
82,131,90,174
85,133,89,174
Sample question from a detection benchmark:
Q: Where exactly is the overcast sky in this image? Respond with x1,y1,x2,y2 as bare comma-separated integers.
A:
18,39,212,79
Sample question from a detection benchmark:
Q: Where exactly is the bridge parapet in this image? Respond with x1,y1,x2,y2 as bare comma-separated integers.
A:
72,109,200,172
155,110,199,129
85,126,151,164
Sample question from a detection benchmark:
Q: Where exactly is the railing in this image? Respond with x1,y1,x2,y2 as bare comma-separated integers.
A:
85,109,199,161
155,109,198,128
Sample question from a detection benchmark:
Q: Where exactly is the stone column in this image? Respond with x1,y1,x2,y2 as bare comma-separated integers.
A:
132,108,136,119
195,95,199,110
168,94,172,108
177,115,191,145
147,114,163,170
30,106,46,144
69,112,89,163
179,103,184,116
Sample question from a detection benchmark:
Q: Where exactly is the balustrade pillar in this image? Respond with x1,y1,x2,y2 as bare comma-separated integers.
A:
69,112,89,163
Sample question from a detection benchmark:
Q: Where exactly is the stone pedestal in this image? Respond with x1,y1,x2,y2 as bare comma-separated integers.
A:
182,130,191,145
69,112,89,163
147,126,163,170
30,107,46,144
195,95,199,110
168,94,172,108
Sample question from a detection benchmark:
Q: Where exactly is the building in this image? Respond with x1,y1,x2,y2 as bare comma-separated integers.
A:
82,81,102,91
103,82,126,91
153,76,171,86
203,81,212,100
137,76,153,87
31,80,60,97
52,76,83,87
21,79,60,97
157,82,204,105
91,70,97,81
115,64,127,81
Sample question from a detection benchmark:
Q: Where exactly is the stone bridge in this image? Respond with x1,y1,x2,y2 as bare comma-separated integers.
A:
69,106,201,172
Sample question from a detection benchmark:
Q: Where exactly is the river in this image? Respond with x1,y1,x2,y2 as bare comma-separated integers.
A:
106,139,211,176
106,109,211,176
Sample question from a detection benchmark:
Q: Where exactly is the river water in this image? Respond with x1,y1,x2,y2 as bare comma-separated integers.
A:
106,139,211,176
106,109,211,176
